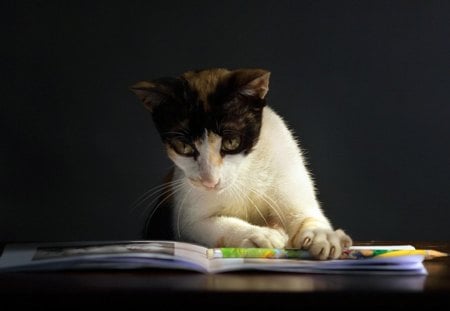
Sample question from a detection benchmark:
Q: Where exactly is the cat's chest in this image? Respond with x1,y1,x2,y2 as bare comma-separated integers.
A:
208,190,274,225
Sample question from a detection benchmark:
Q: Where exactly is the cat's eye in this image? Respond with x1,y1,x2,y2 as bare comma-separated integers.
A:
221,136,241,152
171,139,195,156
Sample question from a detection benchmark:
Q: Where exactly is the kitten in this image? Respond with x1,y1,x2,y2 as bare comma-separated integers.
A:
130,68,352,259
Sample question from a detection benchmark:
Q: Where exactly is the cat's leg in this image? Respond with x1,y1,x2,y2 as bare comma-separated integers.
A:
274,161,353,259
287,217,352,260
181,216,288,248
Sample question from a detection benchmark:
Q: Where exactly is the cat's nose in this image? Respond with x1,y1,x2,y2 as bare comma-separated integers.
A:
201,179,220,189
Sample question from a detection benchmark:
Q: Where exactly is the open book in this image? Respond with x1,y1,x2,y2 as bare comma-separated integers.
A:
0,240,432,275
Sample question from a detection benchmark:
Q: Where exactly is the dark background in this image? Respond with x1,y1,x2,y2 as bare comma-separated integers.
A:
1,1,449,242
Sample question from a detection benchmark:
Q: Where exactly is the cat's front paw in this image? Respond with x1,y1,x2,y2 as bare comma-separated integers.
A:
290,228,352,260
240,227,288,249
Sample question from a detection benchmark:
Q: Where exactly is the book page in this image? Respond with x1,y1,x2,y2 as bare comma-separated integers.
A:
0,240,208,272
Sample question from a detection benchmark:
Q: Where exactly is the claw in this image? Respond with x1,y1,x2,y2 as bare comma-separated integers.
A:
330,246,335,258
303,237,312,248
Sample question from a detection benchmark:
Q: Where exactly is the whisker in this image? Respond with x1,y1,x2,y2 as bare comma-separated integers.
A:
221,129,240,135
129,179,184,214
236,175,287,228
130,179,183,206
234,181,269,226
230,183,248,221
176,188,193,239
136,183,186,221
142,183,186,225
246,186,287,230
162,128,190,136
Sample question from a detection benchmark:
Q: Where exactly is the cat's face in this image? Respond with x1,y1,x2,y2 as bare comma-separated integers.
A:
131,68,270,192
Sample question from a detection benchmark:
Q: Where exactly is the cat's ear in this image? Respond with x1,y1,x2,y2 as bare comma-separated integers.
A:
129,80,173,112
234,69,271,99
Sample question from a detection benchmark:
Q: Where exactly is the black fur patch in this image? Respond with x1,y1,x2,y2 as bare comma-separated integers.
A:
149,70,267,156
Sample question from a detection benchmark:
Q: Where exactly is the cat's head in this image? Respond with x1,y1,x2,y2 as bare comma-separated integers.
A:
130,68,270,192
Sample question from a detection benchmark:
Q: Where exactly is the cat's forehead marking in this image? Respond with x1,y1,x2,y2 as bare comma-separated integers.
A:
194,130,223,166
182,69,231,112
205,132,223,166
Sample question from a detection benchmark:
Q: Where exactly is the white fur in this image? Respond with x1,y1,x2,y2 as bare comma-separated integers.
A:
170,107,352,259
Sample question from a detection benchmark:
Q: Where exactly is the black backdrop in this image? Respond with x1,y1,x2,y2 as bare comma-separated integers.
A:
1,1,449,242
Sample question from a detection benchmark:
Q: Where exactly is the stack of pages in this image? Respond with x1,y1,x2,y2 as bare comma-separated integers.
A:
1,240,443,275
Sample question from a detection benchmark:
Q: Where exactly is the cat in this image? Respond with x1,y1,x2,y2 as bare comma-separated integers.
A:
130,68,352,259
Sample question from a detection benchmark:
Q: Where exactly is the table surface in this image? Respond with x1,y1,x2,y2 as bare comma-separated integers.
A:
1,241,448,307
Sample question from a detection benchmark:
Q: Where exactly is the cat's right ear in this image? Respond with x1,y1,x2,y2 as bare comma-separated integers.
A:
233,69,271,100
129,81,169,112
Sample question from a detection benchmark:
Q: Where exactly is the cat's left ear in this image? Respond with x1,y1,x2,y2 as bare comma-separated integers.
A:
129,80,174,112
234,69,271,99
